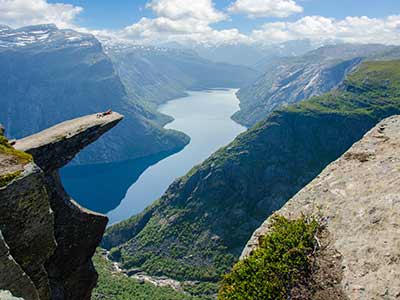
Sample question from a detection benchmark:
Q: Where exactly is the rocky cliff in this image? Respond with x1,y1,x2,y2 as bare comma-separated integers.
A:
101,60,400,297
241,115,400,299
0,112,122,300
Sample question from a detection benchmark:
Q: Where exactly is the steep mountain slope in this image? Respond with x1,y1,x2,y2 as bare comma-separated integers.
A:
234,44,397,127
237,115,400,300
0,24,188,165
102,60,400,295
105,43,260,107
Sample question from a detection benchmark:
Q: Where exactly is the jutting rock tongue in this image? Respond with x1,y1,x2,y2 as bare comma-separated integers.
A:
13,112,123,300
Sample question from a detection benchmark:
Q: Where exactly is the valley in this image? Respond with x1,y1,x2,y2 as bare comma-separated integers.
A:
101,60,400,299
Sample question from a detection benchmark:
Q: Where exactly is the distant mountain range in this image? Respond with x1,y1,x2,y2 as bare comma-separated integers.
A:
160,40,315,69
105,43,260,107
0,24,260,165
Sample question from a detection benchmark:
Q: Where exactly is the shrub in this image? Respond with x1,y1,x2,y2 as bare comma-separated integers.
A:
218,215,319,300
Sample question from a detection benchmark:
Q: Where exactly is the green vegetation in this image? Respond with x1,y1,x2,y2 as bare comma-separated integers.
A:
0,134,32,187
116,211,236,282
92,249,201,300
218,216,319,300
0,171,23,188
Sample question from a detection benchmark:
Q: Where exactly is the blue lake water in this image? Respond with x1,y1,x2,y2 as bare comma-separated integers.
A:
61,89,246,225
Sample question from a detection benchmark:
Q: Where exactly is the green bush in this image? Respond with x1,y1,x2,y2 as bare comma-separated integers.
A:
218,215,319,300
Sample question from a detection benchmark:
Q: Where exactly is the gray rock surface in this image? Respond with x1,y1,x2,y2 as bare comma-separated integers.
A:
242,115,400,299
0,163,55,300
0,232,38,300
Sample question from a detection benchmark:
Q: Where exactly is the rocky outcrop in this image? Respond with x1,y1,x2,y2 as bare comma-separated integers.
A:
1,113,123,300
15,113,123,171
242,116,400,299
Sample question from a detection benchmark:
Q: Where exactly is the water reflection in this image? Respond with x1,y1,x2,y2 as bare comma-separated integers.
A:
60,150,178,214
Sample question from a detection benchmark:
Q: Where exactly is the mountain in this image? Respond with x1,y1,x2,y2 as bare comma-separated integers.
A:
234,44,398,127
101,60,400,297
105,43,261,107
180,40,314,68
230,115,400,300
192,44,269,67
0,24,189,165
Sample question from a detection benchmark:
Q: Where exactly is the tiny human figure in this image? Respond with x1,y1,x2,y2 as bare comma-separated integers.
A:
103,109,113,116
96,109,113,118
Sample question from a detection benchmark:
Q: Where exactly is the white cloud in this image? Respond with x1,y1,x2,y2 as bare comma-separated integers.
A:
251,15,400,45
228,0,303,18
1,0,399,47
146,0,225,23
120,0,250,45
121,17,249,45
0,0,82,28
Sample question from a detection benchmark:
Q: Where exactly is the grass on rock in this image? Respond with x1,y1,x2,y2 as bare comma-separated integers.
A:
218,216,319,300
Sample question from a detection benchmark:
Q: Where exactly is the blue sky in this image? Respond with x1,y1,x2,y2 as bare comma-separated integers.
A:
47,0,400,32
1,0,400,45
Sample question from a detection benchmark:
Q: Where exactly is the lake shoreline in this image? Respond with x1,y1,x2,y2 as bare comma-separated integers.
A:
61,89,245,225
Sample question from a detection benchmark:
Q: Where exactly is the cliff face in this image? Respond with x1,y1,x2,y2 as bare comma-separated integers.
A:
102,60,400,294
0,112,123,300
234,57,362,126
242,115,400,299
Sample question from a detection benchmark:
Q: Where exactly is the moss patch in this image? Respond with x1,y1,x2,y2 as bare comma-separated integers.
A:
0,134,32,187
0,135,32,165
218,216,319,300
0,170,23,187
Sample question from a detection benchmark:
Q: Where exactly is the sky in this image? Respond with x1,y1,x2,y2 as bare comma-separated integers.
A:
0,0,400,45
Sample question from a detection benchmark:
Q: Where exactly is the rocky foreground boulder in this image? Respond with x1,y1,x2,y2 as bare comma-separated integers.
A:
0,113,122,300
242,115,400,299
